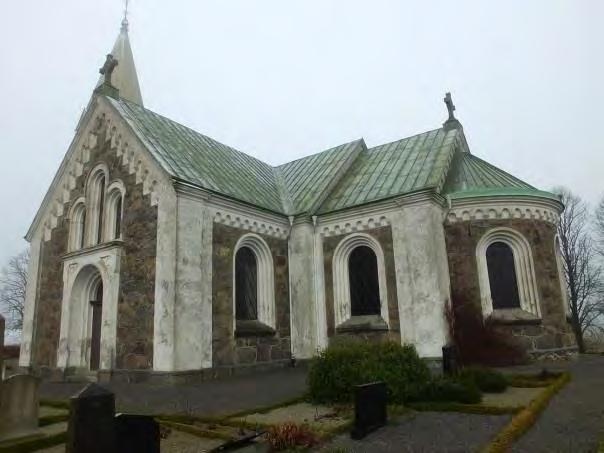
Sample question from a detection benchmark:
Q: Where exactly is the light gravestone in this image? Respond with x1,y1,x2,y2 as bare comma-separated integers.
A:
67,383,117,453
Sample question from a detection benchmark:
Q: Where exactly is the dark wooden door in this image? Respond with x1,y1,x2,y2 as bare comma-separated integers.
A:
90,284,103,371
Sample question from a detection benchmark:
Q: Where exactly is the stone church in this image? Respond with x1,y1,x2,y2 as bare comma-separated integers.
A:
19,18,575,380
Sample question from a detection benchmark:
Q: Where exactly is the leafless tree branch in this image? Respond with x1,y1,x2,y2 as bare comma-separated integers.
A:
0,249,29,333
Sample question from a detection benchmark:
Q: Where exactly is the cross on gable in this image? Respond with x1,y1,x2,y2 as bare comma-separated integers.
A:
99,54,119,87
444,92,456,120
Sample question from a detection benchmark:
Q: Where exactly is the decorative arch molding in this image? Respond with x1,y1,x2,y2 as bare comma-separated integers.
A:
232,233,276,329
446,202,559,225
35,100,169,242
320,215,390,237
214,211,288,239
332,233,389,327
476,227,541,318
68,197,87,251
85,163,109,246
105,180,126,241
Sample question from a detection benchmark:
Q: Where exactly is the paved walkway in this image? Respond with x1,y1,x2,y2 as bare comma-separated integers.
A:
512,354,604,453
40,366,308,417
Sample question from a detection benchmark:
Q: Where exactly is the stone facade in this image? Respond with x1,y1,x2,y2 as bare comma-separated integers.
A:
444,218,575,352
323,226,401,344
212,223,291,366
33,131,157,370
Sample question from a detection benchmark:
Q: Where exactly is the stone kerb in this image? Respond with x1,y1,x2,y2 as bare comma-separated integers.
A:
0,373,40,441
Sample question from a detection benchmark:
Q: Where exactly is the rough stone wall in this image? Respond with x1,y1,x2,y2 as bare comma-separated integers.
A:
444,219,575,351
212,223,291,366
323,226,401,344
33,131,157,369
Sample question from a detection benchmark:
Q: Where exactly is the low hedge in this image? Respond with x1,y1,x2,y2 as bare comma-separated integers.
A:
408,377,482,404
308,340,431,404
458,367,508,393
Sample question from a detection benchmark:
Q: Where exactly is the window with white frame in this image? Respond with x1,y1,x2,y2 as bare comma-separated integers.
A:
105,182,125,241
233,234,276,331
476,227,541,317
332,233,389,327
86,165,108,246
68,199,87,251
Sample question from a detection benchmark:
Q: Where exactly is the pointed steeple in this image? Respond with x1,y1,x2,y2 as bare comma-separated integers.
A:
95,8,143,106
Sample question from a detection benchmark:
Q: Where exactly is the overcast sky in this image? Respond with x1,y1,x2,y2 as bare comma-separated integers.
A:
1,0,603,270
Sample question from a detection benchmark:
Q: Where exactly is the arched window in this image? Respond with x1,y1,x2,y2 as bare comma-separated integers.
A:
68,199,86,251
86,165,108,246
486,242,521,309
332,233,389,327
476,227,541,317
235,247,258,320
232,234,276,331
554,236,570,315
105,183,125,240
349,246,381,316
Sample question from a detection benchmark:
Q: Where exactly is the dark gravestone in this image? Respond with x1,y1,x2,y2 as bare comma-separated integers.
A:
351,381,387,440
67,383,116,453
115,413,160,453
442,344,459,376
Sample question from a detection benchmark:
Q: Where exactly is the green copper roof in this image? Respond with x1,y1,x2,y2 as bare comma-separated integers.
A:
110,98,285,213
277,139,365,215
108,97,552,216
317,129,459,213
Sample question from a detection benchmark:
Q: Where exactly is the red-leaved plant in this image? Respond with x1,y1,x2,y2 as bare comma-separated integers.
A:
265,422,319,452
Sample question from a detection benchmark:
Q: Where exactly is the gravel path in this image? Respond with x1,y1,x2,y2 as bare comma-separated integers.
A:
39,366,308,417
511,354,604,453
322,412,511,453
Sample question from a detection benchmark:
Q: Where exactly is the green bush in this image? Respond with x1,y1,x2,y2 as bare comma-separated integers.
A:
458,367,508,393
407,377,482,404
307,340,430,404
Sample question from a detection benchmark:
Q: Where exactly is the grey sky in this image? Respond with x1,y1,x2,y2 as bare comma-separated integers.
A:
1,0,603,269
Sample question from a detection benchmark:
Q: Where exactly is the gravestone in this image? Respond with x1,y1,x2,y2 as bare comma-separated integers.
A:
66,383,116,453
0,374,40,441
442,344,459,376
350,381,387,440
114,413,160,453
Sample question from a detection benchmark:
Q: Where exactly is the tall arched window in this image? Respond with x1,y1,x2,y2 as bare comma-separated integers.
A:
68,199,87,251
232,234,276,331
86,165,108,247
105,184,125,240
235,247,258,320
348,246,381,316
486,242,521,309
476,227,541,317
332,233,389,327
554,236,570,315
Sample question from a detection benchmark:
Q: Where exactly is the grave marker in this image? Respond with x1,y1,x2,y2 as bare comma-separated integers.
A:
350,381,387,440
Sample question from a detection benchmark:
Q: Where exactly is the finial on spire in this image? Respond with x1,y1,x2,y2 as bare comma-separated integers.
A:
121,0,129,32
443,92,462,131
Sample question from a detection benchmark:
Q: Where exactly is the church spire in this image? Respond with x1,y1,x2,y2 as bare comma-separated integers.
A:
95,2,143,106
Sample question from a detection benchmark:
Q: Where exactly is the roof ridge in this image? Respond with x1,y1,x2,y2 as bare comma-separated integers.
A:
366,127,445,151
275,138,365,169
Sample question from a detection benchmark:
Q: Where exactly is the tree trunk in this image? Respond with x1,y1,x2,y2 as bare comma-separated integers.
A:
572,318,586,353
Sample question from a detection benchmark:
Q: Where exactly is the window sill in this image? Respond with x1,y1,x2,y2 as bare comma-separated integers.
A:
62,240,124,260
235,320,276,338
487,308,541,325
336,315,389,333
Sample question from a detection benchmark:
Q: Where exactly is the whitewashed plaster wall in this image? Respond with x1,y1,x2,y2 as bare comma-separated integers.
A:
172,193,213,370
18,232,43,367
56,244,122,370
390,201,451,358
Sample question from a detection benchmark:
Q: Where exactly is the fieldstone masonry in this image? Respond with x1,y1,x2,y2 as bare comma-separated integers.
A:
445,218,575,352
212,223,291,366
33,128,157,370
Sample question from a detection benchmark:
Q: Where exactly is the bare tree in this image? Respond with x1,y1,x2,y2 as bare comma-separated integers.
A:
595,195,604,257
555,188,603,353
0,249,29,334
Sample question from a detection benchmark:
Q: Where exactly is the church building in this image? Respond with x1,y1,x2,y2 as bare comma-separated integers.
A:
19,18,575,380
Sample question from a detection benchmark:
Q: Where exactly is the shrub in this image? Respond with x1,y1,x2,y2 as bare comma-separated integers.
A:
265,422,319,451
458,367,508,393
407,377,482,404
307,340,430,404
